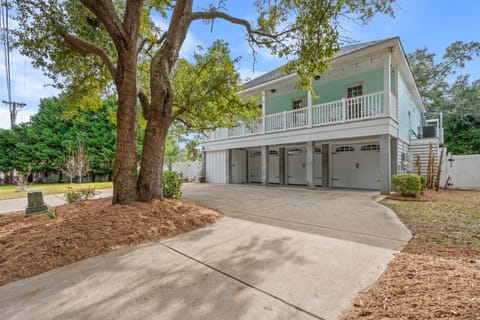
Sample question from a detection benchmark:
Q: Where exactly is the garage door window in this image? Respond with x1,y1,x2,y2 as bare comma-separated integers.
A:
269,150,279,155
335,146,354,152
288,148,303,155
250,151,261,157
360,144,380,151
314,147,322,154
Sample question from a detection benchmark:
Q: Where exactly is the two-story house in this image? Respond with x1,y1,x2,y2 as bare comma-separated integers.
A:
200,37,443,194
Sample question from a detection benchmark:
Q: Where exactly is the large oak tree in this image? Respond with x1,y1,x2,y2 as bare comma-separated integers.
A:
13,0,395,204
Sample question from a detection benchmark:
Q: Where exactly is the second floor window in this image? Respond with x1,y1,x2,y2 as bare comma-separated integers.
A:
292,97,304,110
347,84,363,98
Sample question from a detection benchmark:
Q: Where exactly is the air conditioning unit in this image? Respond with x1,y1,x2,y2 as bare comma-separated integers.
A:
422,125,437,138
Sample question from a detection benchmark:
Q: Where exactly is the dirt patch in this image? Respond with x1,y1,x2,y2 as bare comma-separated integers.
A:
0,198,222,286
342,189,480,320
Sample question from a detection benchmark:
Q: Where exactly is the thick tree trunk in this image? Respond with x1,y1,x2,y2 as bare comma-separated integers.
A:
112,63,139,204
136,0,192,202
136,107,171,201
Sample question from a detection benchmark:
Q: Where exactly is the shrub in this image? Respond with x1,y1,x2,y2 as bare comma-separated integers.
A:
163,171,183,199
392,174,421,197
64,186,96,203
420,176,427,194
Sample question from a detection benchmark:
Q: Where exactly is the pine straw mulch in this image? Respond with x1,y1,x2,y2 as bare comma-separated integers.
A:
343,189,480,320
0,197,222,286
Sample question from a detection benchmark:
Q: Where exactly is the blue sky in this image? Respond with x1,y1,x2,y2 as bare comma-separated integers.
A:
1,0,479,129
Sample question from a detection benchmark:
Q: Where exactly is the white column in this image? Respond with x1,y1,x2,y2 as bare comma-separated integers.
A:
306,141,315,189
262,90,266,133
394,64,399,121
384,52,392,118
307,85,313,128
261,145,269,186
380,135,392,195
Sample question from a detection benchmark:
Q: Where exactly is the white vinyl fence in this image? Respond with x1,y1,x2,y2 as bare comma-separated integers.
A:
166,161,202,182
442,154,480,189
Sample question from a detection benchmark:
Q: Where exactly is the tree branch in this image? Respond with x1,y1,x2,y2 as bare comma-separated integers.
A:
137,86,151,119
190,11,270,39
80,0,128,54
61,33,117,79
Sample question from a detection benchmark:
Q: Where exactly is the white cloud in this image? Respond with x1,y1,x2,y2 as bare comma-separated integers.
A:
0,49,59,128
0,107,35,129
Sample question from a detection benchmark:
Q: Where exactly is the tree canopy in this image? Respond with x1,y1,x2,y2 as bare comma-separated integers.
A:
12,0,396,203
0,98,117,180
408,41,480,154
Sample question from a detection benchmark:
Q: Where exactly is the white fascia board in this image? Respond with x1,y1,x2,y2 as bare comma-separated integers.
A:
203,118,398,151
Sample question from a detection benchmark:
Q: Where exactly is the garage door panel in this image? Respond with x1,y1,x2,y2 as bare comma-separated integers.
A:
287,148,306,185
332,143,380,189
248,150,262,183
232,150,247,184
269,149,280,184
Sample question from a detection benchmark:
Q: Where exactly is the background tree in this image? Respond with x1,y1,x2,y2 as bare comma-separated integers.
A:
13,0,395,203
408,41,480,154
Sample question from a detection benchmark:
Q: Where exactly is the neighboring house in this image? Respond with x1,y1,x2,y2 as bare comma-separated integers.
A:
200,37,443,194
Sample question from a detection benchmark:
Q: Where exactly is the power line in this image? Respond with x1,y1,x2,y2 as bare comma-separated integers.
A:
1,0,26,128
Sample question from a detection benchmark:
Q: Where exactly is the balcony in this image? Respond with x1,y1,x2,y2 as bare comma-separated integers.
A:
204,91,394,142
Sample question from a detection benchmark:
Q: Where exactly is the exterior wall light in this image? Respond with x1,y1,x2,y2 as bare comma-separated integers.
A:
314,75,321,80
270,88,277,93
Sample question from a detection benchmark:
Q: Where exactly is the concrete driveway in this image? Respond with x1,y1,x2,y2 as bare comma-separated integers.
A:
0,184,410,320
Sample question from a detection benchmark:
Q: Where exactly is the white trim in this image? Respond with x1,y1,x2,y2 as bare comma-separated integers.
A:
203,118,397,151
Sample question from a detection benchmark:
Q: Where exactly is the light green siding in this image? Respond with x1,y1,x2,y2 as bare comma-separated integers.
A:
266,90,308,115
311,68,384,105
264,68,385,114
398,72,423,141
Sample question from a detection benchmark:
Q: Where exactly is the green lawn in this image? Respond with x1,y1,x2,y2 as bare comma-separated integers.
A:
0,182,113,200
382,189,480,247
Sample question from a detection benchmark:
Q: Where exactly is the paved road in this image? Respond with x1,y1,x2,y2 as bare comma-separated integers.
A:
0,184,410,320
0,188,113,213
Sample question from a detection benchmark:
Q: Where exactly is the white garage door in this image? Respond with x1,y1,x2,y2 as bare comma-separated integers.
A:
206,150,226,183
232,150,247,183
332,143,380,189
269,149,280,184
287,147,306,185
248,150,262,183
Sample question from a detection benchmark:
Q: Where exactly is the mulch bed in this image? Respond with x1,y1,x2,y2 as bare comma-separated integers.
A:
0,198,222,286
342,189,480,319
386,189,436,202
343,243,480,319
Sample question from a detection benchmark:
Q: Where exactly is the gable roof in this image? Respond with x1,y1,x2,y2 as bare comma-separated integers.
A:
242,38,397,89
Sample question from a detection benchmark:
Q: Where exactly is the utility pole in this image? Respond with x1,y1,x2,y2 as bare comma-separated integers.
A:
2,100,26,128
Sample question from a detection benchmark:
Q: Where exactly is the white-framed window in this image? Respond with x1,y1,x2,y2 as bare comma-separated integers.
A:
346,83,363,98
292,97,305,110
346,83,364,119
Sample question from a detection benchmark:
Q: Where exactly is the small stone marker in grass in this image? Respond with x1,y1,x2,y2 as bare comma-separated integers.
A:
25,190,49,216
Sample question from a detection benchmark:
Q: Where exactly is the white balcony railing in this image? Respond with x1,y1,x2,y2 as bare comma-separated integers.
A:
205,91,390,142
